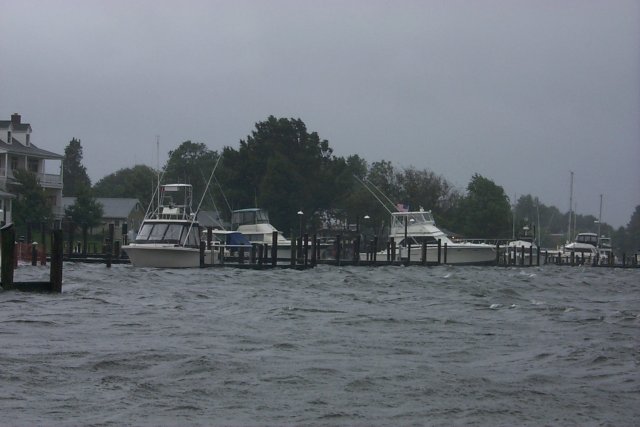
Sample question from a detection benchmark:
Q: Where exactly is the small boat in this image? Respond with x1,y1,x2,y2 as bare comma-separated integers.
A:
506,225,538,262
372,208,497,265
560,232,599,261
231,208,292,248
123,184,210,268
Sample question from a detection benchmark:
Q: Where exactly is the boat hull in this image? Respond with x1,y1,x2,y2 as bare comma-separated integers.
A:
366,244,496,265
123,244,204,268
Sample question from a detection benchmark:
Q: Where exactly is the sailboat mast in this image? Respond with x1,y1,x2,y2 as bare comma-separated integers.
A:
567,171,574,242
597,194,603,246
156,135,161,212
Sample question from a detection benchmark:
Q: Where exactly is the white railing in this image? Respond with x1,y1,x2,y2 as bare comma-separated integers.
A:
0,168,62,188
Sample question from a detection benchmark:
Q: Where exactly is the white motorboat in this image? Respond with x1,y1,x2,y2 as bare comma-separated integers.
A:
231,208,292,248
123,184,212,268
372,208,497,265
558,232,602,264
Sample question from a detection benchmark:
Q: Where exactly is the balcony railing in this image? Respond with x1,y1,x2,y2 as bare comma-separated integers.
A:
0,168,63,188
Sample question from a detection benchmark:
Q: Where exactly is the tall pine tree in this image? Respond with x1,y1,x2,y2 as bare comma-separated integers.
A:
63,138,91,196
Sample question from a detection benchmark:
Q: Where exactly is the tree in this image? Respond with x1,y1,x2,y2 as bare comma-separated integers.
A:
454,174,511,238
163,141,220,211
63,138,91,196
64,184,103,229
93,165,157,208
218,116,337,234
11,170,52,229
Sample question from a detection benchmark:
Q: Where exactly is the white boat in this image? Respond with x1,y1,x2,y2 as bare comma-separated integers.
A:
123,184,212,268
372,208,497,265
506,225,538,262
560,232,599,261
231,208,292,248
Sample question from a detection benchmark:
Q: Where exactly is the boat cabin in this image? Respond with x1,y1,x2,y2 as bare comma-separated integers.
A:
575,232,598,246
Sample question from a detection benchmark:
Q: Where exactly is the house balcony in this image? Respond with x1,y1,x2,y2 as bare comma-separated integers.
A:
0,168,63,190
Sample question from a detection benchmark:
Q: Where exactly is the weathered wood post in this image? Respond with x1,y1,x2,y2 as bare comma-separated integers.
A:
40,222,47,266
421,241,427,265
437,239,442,264
303,234,309,267
405,240,411,266
67,222,74,257
311,234,317,267
390,238,396,262
496,242,501,265
372,236,378,263
290,238,296,266
239,247,245,264
335,235,341,266
353,235,360,265
536,246,540,266
207,227,213,250
31,242,38,266
50,229,63,292
1,224,15,290
271,231,278,267
122,223,128,247
82,223,88,257
250,244,257,264
106,224,114,268
199,241,205,268
257,244,263,266
520,245,525,266
443,243,448,264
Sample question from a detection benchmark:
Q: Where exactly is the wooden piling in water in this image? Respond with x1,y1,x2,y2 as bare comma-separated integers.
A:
1,224,15,289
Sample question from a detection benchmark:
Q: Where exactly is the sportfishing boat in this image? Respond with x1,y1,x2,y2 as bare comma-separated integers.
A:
232,208,292,248
376,208,497,265
560,232,599,261
123,184,210,267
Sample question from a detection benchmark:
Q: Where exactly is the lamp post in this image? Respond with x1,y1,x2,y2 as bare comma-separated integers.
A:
297,210,304,238
297,210,304,260
363,215,370,260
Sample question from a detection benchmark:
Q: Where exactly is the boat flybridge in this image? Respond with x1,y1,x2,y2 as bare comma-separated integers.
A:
231,208,291,248
123,184,214,268
382,208,497,265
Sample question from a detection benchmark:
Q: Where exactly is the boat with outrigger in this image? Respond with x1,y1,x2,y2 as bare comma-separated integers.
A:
123,183,214,267
378,208,497,265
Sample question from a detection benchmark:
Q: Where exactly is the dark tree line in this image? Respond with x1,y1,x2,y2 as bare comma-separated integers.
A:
9,115,639,256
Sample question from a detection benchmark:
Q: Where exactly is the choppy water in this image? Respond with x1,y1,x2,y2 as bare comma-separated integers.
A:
1,263,639,426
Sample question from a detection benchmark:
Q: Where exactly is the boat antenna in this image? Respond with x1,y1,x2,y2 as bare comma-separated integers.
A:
567,171,574,243
353,174,396,215
597,194,603,246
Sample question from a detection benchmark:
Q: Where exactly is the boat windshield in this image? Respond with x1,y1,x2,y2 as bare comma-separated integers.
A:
391,211,435,228
576,233,598,245
135,222,200,246
232,209,270,226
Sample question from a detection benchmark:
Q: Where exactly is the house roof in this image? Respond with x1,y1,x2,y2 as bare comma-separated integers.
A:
0,138,64,159
63,197,143,219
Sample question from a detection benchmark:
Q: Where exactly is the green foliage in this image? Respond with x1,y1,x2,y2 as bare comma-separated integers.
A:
455,174,511,238
11,170,52,228
218,116,340,234
93,165,157,208
63,138,91,196
64,185,104,229
163,141,220,210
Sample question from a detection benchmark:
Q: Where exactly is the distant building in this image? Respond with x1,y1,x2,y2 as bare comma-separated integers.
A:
62,197,145,242
0,113,64,223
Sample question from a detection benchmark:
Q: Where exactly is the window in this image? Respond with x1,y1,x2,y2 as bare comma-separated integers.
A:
6,131,11,144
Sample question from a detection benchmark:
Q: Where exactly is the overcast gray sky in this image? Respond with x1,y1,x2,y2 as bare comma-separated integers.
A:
1,0,638,228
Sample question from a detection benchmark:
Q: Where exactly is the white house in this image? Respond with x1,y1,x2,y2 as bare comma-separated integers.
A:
0,113,64,224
